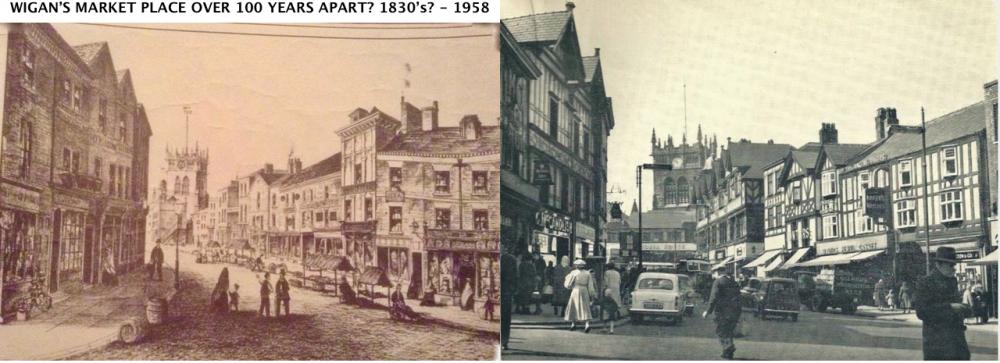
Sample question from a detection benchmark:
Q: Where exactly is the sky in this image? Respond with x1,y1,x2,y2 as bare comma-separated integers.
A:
502,0,998,211
53,23,500,194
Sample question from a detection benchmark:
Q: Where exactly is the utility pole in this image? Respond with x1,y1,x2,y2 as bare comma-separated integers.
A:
920,107,932,275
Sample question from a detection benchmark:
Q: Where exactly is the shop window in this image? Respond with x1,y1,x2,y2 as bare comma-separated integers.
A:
364,198,373,220
940,190,963,223
472,171,488,194
898,159,913,187
941,147,958,177
389,207,403,234
390,167,403,189
60,212,84,273
435,208,451,229
896,200,917,228
822,215,839,239
474,210,489,230
435,171,451,193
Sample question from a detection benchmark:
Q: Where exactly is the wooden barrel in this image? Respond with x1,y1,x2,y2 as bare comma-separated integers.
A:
146,297,168,325
119,316,147,344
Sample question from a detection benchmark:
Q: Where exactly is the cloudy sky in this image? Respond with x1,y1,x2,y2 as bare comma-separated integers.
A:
54,23,499,194
502,0,997,210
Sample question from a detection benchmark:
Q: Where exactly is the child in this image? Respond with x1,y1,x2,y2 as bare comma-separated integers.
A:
886,288,896,311
230,283,240,312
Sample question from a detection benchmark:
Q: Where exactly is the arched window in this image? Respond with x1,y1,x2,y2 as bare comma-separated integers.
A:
677,177,690,204
663,178,676,205
160,179,167,191
174,176,181,194
182,176,190,195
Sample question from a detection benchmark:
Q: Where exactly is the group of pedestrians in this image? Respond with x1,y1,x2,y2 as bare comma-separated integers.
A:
873,278,914,312
200,265,292,318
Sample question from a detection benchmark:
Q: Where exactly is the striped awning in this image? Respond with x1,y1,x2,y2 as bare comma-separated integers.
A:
970,249,998,266
763,255,785,272
712,256,734,271
794,253,857,268
779,247,812,270
744,250,782,268
850,250,885,262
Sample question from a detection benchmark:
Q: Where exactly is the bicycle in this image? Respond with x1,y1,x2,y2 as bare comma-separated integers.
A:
17,278,53,317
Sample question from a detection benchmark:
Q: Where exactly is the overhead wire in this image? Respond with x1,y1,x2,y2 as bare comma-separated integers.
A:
78,23,494,40
236,23,476,30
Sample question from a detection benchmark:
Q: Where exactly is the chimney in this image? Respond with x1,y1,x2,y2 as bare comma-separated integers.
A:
460,115,482,140
875,107,899,140
819,123,839,144
288,157,301,174
565,1,575,12
401,97,422,133
422,101,439,131
349,107,369,123
595,48,600,56
264,163,274,174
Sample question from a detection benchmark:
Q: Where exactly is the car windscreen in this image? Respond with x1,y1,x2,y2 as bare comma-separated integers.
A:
637,278,674,290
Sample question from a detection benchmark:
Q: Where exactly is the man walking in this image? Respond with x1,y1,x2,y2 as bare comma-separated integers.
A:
704,264,741,360
259,272,273,317
915,246,972,360
275,270,291,317
500,244,518,350
150,239,164,281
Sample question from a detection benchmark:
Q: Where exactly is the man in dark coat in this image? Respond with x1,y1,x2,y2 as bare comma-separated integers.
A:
915,246,972,360
500,244,519,350
275,270,291,317
704,264,741,360
259,272,272,317
531,252,546,314
516,254,536,314
150,240,164,281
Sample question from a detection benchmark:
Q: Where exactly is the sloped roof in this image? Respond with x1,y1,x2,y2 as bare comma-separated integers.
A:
278,153,342,187
116,69,129,82
848,102,986,170
817,143,869,169
502,11,572,44
727,142,794,179
381,126,500,157
618,208,697,230
582,56,599,83
72,42,105,66
791,150,819,170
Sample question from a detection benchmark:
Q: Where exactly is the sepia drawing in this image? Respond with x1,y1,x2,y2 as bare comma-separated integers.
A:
0,22,500,360
500,1,998,360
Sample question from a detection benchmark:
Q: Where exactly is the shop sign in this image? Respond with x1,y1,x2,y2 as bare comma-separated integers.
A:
0,183,40,212
535,210,570,234
532,160,552,185
643,242,697,251
343,221,376,233
425,229,500,252
817,234,887,256
865,187,888,219
575,222,595,241
956,250,980,261
54,194,90,210
385,189,405,203
714,250,726,260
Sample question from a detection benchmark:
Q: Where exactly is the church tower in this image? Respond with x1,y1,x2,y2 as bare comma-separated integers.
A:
650,125,711,210
148,145,209,246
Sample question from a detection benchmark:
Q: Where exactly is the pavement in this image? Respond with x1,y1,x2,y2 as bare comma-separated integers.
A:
855,305,998,333
0,269,176,360
503,302,999,360
69,247,497,360
511,303,630,329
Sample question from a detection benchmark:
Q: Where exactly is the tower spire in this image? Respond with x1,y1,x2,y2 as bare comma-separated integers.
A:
683,83,688,145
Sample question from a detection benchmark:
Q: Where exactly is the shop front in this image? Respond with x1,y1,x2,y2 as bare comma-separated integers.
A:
793,234,893,305
575,222,596,259
424,229,499,306
534,209,571,264
375,235,418,295
500,168,540,255
343,221,376,271
0,181,44,323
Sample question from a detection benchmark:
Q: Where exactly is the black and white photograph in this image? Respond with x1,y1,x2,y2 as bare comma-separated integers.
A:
500,0,999,360
0,22,500,360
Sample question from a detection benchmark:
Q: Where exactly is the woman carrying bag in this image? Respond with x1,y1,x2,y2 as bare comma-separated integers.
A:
564,259,596,333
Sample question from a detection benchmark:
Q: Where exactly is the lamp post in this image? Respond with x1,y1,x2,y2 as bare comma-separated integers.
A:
176,106,191,290
635,163,673,270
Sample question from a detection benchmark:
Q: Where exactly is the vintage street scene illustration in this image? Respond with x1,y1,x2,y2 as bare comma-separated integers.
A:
500,0,998,360
0,23,499,359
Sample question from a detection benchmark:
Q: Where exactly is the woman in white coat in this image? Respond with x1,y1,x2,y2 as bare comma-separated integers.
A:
564,259,596,332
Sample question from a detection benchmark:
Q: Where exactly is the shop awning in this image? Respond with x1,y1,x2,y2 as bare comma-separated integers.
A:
779,247,812,270
794,252,858,268
763,255,785,273
744,250,782,268
850,250,885,262
358,267,391,287
970,249,998,266
712,256,734,271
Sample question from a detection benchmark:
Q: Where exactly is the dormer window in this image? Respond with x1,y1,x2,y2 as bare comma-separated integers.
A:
941,147,958,177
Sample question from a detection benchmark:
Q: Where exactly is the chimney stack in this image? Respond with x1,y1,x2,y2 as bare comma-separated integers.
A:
875,107,899,140
264,163,274,174
422,101,439,131
595,48,600,56
819,123,839,144
565,2,575,12
401,97,422,133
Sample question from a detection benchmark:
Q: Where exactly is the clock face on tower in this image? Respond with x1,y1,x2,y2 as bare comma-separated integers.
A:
672,157,684,169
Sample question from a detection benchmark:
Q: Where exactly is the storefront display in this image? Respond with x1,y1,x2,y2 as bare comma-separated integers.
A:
425,229,499,302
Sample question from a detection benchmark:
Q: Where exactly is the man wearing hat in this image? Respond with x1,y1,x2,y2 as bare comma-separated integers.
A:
150,239,164,281
915,246,972,360
704,264,741,360
499,242,519,350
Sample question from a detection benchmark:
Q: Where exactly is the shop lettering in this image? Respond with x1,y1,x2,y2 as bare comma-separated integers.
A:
535,210,570,233
0,183,40,211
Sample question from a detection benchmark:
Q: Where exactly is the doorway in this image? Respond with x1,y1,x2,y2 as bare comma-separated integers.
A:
556,237,569,263
377,247,389,271
49,210,62,293
410,252,422,299
82,218,95,284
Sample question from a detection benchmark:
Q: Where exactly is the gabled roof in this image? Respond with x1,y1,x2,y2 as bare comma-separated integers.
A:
726,141,794,179
380,126,500,157
582,56,599,83
278,153,342,187
815,143,869,171
72,42,106,66
500,22,541,78
502,11,572,44
847,101,986,171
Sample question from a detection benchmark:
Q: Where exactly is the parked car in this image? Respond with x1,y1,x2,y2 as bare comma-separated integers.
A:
739,277,763,309
629,272,689,325
750,277,800,321
811,280,858,314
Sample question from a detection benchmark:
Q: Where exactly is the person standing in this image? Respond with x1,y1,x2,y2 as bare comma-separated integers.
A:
704,265,741,360
564,259,596,332
102,248,118,286
915,246,971,360
275,270,291,317
500,244,518,350
602,262,622,334
874,278,887,311
150,240,164,281
550,256,571,316
210,267,230,314
516,254,536,314
531,252,546,314
259,272,273,317
899,281,913,314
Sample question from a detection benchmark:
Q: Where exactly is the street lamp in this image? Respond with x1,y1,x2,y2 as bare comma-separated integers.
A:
635,163,673,270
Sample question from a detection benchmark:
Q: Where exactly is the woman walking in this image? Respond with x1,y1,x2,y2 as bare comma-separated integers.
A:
564,259,596,332
899,281,913,314
210,267,230,314
602,262,622,334
550,256,571,316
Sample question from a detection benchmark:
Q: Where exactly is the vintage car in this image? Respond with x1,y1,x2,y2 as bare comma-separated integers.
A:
750,277,800,321
629,272,689,325
739,277,764,309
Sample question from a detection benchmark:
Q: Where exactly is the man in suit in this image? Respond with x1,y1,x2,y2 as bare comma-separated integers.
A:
915,246,972,360
259,272,272,317
704,264,741,360
500,243,519,350
275,270,291,317
150,239,165,281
